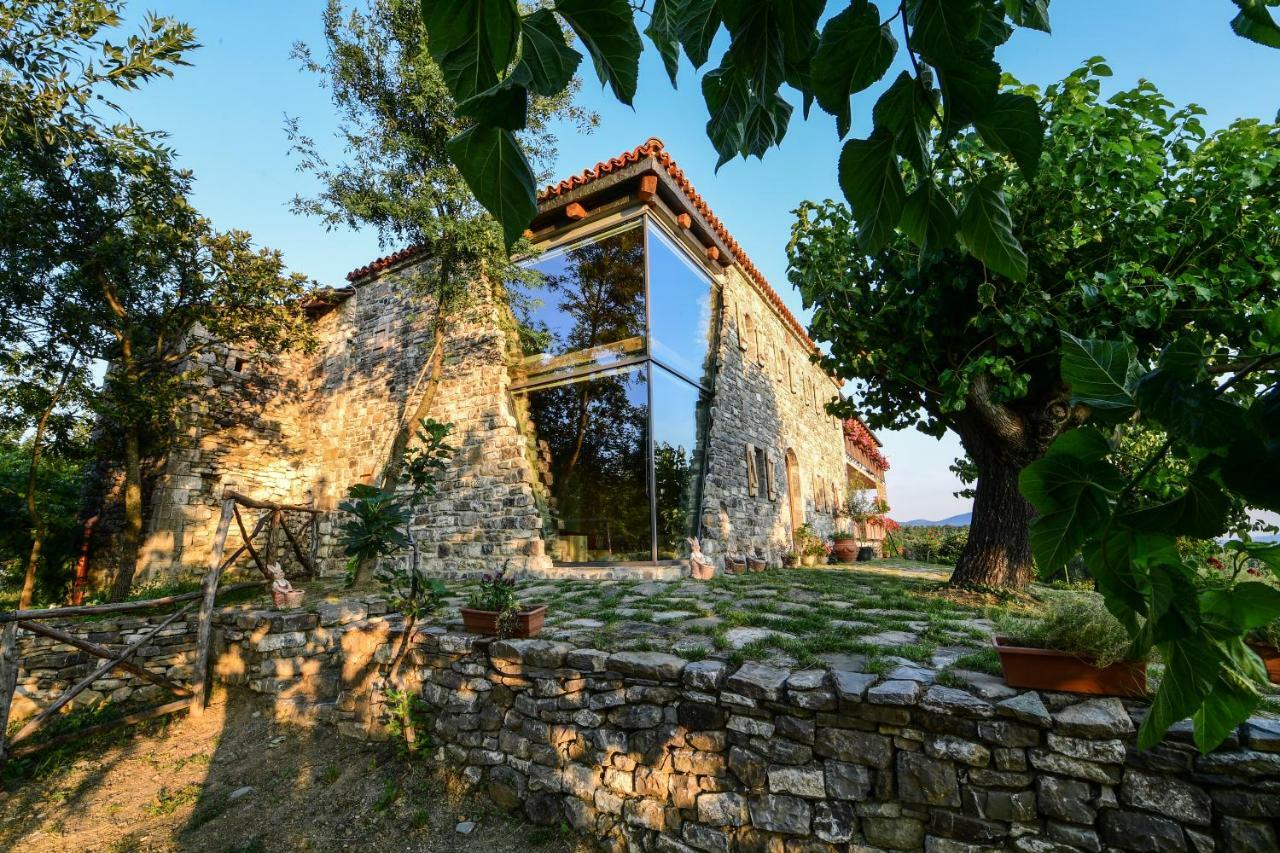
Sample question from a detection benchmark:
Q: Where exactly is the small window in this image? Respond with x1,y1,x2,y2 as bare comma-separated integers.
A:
233,357,246,372
755,446,768,499
746,443,758,497
741,312,755,362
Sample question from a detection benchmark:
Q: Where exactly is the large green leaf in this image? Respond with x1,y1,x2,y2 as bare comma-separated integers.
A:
1231,0,1280,47
644,0,684,85
677,0,721,68
936,50,1000,137
837,131,906,252
422,0,521,102
872,71,937,172
974,92,1043,179
446,125,537,248
1023,456,1124,574
900,183,958,254
958,173,1027,280
910,0,981,64
1003,0,1051,32
1192,667,1261,752
811,0,897,138
1135,371,1250,451
742,94,793,157
1139,638,1220,749
555,0,643,105
720,0,822,99
702,59,751,167
1059,332,1137,415
1081,528,1158,631
456,76,529,129
1123,476,1232,541
1201,583,1280,635
519,8,582,96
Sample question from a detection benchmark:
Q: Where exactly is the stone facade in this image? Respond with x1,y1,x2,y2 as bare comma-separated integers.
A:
13,614,1279,851
115,140,883,583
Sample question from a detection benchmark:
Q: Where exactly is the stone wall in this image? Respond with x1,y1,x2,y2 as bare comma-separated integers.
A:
13,610,1279,851
125,264,547,584
698,264,849,566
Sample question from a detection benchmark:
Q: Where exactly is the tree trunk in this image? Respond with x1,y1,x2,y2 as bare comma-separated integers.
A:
949,452,1036,588
110,425,145,602
20,350,80,608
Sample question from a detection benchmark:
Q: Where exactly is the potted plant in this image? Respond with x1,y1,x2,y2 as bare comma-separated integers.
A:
1247,618,1280,683
795,525,824,566
460,562,546,638
832,493,871,562
781,550,799,568
993,593,1147,698
725,552,747,575
747,550,766,573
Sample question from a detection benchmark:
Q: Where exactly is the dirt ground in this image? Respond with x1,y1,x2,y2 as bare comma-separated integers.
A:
0,690,584,852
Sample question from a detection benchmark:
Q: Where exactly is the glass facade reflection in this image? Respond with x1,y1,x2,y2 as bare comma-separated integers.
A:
513,216,717,564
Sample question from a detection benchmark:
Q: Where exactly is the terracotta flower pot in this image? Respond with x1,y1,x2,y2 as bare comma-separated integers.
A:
832,537,859,562
1248,642,1280,683
460,605,547,638
782,556,798,568
747,556,766,573
689,558,715,580
725,558,746,575
993,635,1147,698
801,554,818,567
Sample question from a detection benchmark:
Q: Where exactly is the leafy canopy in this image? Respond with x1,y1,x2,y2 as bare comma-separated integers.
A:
787,64,1278,449
418,0,1277,271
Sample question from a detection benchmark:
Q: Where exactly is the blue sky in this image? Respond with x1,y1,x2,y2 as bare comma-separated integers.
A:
113,1,1279,521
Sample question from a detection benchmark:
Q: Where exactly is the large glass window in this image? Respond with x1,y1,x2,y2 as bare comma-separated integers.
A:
647,222,715,384
652,365,709,559
519,367,651,563
514,215,718,564
514,223,645,385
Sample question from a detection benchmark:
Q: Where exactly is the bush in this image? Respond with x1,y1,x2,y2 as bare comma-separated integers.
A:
999,592,1135,667
890,525,969,565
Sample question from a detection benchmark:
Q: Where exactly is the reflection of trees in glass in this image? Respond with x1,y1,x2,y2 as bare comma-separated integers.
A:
522,227,645,358
655,441,694,556
526,370,649,559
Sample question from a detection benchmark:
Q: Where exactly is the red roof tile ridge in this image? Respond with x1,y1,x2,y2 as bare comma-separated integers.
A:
537,138,817,352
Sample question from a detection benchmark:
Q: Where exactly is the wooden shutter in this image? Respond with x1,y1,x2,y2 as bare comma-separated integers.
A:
765,450,777,500
745,443,758,497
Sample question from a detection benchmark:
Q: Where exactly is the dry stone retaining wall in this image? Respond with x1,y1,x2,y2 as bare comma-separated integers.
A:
11,607,1280,851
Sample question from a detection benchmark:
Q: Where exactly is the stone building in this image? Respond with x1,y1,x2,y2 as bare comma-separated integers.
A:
128,139,889,583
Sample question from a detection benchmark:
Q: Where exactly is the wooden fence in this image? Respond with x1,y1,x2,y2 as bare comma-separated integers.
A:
0,489,324,765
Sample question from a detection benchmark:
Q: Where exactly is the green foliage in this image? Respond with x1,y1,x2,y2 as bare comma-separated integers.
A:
889,526,969,566
1020,321,1280,752
790,65,1279,588
418,1,1275,257
340,419,454,617
384,686,432,757
793,523,825,558
467,561,520,612
0,431,91,603
2,1,317,598
999,592,1135,668
288,0,592,299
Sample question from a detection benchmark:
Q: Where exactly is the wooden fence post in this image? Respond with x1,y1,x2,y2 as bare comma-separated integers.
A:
0,622,19,766
191,497,235,715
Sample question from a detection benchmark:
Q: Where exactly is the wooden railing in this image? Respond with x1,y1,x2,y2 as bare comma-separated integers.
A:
0,488,324,766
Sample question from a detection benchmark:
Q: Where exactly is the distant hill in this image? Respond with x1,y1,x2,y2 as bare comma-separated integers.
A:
901,513,971,527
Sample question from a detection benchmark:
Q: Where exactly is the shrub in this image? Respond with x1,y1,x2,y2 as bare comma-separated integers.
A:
891,525,969,565
999,592,1135,667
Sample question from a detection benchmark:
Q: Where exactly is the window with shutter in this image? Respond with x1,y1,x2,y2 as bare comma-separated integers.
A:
745,443,758,497
765,450,777,500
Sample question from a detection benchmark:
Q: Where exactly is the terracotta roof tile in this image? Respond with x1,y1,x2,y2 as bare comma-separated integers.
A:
539,138,818,351
345,141,814,353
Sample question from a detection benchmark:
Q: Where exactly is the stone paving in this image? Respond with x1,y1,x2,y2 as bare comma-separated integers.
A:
431,561,1009,687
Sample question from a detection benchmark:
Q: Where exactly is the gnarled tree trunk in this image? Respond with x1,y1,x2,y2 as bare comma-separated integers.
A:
947,377,1080,589
110,425,145,602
